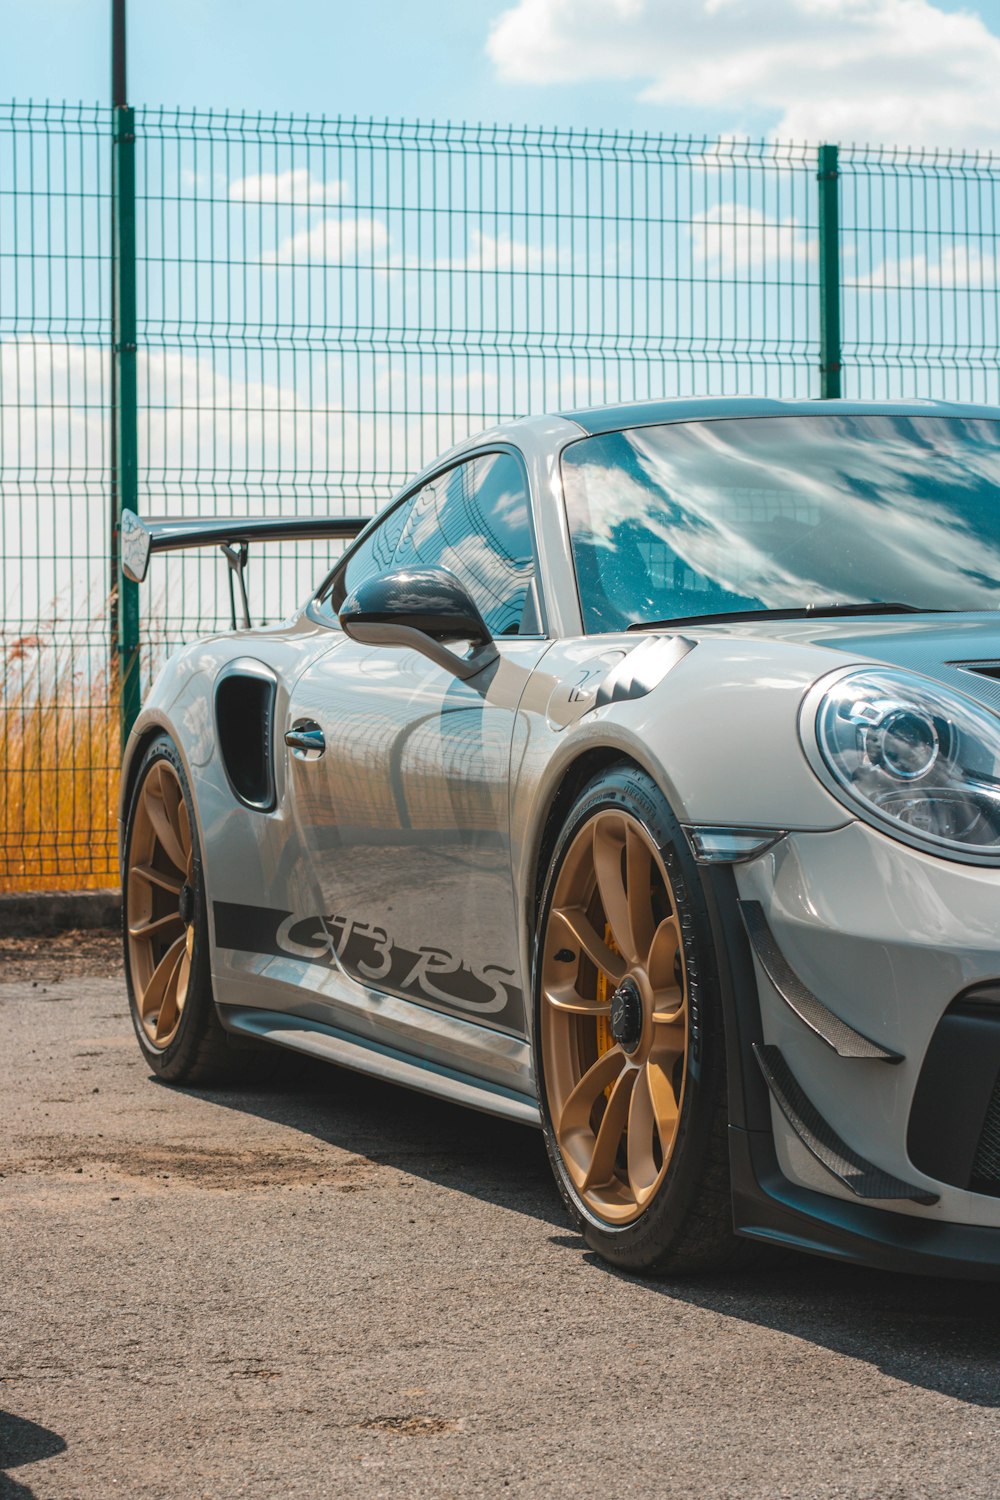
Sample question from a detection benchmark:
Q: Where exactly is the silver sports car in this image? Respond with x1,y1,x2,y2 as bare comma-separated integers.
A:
120,397,1000,1278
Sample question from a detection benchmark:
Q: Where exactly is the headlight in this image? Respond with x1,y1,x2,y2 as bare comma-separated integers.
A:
811,668,1000,859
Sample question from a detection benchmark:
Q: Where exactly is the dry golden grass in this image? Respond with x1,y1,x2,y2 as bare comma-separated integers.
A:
2,636,121,892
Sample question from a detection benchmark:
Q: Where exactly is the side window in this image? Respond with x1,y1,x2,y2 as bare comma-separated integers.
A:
391,452,536,636
319,494,415,617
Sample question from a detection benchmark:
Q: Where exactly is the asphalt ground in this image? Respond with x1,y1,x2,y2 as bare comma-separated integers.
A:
3,936,1000,1499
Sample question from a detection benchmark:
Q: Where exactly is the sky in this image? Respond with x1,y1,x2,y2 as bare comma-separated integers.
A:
3,0,1000,149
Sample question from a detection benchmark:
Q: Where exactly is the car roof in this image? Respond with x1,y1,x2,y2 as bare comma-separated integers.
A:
401,395,1000,491
555,395,1000,435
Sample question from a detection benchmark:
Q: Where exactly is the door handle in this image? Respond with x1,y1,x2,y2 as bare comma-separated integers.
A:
284,721,326,758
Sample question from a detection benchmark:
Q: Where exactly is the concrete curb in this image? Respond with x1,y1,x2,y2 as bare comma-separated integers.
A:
0,889,121,937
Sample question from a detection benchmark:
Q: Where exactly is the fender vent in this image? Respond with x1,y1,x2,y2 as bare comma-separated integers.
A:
958,662,1000,682
215,663,277,811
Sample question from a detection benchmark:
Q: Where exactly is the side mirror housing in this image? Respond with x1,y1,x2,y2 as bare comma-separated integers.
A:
338,567,499,679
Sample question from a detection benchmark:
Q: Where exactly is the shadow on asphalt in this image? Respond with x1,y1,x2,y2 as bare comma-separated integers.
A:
170,1055,1000,1408
0,1410,66,1499
170,1051,562,1226
577,1248,1000,1409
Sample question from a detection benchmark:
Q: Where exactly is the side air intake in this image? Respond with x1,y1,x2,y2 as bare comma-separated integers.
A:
215,660,278,812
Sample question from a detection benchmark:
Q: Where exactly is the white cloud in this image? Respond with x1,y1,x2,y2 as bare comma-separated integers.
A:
850,243,999,290
263,215,390,264
438,228,566,272
229,168,347,205
690,202,815,272
487,0,1000,148
264,222,563,273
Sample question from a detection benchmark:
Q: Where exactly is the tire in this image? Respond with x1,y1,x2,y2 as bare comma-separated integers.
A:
122,732,268,1086
533,763,748,1275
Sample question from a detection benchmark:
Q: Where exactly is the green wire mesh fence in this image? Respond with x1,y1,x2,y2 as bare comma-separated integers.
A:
1,103,116,888
1,103,999,888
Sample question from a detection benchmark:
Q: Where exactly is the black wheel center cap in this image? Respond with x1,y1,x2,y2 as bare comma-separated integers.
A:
178,883,194,927
610,976,643,1054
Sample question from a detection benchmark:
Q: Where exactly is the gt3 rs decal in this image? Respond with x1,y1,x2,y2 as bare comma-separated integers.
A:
213,901,522,1019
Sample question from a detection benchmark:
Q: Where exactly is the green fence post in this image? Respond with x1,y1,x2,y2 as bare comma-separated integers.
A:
112,102,141,744
817,143,842,399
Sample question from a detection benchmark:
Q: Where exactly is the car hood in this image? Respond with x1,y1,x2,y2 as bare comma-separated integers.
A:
686,612,1000,715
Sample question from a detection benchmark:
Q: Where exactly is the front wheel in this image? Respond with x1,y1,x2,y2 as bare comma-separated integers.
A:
534,765,746,1275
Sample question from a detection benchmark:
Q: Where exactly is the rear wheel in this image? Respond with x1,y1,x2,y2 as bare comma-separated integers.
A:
122,733,264,1084
535,765,746,1274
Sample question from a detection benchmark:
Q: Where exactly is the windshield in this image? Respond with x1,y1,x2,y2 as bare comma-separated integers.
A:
561,414,1000,633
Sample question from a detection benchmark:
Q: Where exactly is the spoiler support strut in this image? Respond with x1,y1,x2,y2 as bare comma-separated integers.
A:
222,541,251,630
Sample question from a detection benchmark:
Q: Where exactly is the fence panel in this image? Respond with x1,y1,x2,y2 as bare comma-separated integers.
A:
840,145,1000,402
2,103,999,890
0,102,116,889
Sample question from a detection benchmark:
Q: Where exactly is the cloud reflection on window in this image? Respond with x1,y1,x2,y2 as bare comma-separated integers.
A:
562,415,1000,632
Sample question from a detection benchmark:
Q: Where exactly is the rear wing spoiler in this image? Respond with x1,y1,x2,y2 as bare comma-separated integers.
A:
119,510,372,627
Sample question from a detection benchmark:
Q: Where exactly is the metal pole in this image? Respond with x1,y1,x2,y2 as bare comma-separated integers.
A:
817,143,842,399
109,1,121,692
111,0,141,743
112,0,127,109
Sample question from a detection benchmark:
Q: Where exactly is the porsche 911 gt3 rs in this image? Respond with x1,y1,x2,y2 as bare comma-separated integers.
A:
120,397,1000,1277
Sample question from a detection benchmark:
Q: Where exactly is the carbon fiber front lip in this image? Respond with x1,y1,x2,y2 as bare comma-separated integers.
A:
730,1124,1000,1279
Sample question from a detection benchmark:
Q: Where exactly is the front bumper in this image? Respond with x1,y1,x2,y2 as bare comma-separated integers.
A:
730,1125,1000,1280
703,819,1000,1276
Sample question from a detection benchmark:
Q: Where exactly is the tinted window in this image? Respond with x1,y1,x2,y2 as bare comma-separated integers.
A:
321,495,415,616
562,415,1000,633
390,452,535,636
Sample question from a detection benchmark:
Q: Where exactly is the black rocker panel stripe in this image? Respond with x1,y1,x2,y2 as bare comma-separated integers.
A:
213,900,524,1030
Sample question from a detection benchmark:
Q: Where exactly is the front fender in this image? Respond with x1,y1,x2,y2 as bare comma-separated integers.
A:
509,634,857,1008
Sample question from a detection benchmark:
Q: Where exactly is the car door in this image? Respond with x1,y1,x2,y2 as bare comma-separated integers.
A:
285,449,549,1037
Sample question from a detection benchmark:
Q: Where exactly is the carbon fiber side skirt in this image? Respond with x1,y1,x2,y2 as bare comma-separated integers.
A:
221,1006,541,1128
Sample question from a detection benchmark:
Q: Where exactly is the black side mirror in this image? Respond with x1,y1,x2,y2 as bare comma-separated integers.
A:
338,567,499,679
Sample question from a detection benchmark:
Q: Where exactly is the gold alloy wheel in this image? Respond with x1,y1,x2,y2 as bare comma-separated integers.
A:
541,810,689,1226
125,759,196,1050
